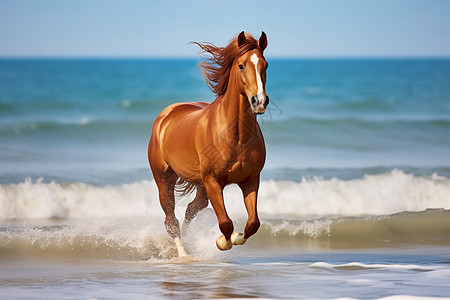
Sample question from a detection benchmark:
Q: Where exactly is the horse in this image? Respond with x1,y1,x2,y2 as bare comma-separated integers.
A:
148,31,269,257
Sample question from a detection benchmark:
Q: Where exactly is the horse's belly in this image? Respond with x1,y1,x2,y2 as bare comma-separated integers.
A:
164,147,201,181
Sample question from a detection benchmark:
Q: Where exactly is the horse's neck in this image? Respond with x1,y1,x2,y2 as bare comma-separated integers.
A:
215,83,258,144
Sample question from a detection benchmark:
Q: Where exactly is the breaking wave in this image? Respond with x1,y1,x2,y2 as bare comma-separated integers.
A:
1,170,450,260
1,209,449,261
1,169,449,220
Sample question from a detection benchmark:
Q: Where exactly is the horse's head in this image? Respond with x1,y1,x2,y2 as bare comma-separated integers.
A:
236,31,269,114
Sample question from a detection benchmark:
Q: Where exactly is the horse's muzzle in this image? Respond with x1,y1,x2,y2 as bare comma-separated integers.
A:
251,95,269,114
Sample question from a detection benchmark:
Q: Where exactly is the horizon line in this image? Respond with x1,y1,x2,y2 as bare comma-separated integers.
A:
1,55,450,60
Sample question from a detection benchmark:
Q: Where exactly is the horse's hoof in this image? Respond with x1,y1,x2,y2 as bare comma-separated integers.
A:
231,232,247,245
216,235,232,251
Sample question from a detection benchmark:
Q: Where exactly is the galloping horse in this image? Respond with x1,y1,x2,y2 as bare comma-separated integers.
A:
148,31,269,256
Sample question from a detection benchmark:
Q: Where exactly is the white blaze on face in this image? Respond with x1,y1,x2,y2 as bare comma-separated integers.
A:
250,53,264,105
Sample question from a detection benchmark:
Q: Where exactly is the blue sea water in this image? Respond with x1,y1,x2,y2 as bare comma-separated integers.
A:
0,59,450,183
1,58,450,184
1,58,450,299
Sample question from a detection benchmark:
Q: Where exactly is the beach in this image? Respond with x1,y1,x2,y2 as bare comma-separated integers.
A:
1,58,450,299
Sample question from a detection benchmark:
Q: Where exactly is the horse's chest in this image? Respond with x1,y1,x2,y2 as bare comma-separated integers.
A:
226,147,265,183
227,161,249,182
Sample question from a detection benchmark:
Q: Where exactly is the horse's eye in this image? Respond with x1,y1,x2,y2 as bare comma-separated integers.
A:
239,64,244,70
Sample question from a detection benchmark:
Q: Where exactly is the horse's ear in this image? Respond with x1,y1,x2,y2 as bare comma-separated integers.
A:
237,31,246,48
259,31,267,52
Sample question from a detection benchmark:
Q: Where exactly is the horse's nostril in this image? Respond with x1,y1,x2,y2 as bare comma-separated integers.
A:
251,96,257,105
264,96,269,107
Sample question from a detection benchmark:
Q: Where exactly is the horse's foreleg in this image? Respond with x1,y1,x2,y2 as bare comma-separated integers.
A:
203,176,234,251
238,176,261,241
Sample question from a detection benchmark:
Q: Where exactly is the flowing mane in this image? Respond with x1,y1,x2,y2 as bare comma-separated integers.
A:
192,33,259,97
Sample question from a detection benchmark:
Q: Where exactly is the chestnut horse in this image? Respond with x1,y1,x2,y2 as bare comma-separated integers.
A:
148,31,269,256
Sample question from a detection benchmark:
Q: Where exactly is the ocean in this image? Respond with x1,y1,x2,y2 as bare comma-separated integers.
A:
1,58,450,299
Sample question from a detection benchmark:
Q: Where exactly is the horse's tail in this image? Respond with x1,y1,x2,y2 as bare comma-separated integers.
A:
175,177,197,197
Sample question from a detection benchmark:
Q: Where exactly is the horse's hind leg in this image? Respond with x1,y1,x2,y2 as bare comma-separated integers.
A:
153,169,188,257
183,186,208,229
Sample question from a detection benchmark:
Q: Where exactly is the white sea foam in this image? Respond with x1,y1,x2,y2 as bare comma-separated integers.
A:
1,170,449,220
0,178,159,219
263,219,332,239
0,217,178,260
227,169,450,217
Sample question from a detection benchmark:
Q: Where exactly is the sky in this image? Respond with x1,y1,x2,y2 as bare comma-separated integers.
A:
0,0,450,58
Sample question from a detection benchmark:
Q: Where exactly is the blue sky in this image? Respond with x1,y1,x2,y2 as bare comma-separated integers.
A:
1,0,449,58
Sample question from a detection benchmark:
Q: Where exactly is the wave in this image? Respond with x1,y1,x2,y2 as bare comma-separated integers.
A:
1,209,449,261
257,209,450,249
266,115,450,130
1,170,449,220
0,117,153,136
325,97,396,111
0,179,157,219
0,218,176,261
262,115,450,149
3,104,450,135
2,169,449,260
253,170,450,217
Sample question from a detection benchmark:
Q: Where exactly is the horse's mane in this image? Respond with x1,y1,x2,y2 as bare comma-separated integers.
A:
192,32,259,97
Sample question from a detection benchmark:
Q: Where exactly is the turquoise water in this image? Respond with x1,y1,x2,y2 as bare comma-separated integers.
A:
1,59,450,183
1,58,450,299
